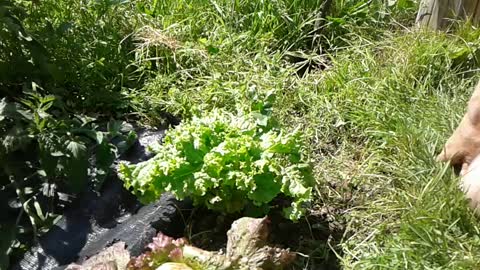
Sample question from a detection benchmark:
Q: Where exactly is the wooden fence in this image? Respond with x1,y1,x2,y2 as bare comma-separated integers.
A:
416,0,480,29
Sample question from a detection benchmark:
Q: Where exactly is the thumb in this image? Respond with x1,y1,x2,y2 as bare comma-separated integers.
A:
436,150,448,162
436,137,466,165
436,144,456,163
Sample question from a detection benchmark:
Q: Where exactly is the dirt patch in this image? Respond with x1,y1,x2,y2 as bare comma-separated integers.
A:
185,204,343,270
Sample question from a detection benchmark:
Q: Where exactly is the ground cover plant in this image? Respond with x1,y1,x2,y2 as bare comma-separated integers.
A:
119,107,314,221
5,0,480,269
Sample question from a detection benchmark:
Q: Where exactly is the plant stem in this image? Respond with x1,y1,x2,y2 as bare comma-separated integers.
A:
10,175,39,243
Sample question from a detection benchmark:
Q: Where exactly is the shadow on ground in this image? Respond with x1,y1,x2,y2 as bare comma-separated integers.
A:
187,205,344,270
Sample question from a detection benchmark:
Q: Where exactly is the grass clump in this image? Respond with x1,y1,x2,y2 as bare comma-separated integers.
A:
136,13,480,267
297,30,480,269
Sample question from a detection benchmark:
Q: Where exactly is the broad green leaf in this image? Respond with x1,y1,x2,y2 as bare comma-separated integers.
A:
66,140,87,159
248,173,281,203
37,170,47,177
126,131,138,145
15,106,33,121
108,120,122,135
206,45,219,55
96,132,104,144
50,151,64,157
71,128,97,141
115,141,129,155
39,95,55,111
251,112,269,127
33,201,46,221
120,122,134,133
326,16,346,25
65,155,89,193
96,142,116,168
198,38,208,45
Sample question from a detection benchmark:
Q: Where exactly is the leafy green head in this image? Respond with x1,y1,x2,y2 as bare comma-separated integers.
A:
119,108,313,221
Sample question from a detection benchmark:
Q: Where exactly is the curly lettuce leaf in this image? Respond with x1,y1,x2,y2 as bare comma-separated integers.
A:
118,108,314,221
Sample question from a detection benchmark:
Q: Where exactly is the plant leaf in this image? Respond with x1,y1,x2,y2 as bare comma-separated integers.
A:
66,140,87,159
117,109,313,220
64,155,89,193
96,132,104,144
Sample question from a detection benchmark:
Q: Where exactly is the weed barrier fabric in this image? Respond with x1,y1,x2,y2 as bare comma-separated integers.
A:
12,129,192,270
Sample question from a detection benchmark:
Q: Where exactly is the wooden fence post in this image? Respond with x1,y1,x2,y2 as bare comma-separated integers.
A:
416,0,480,29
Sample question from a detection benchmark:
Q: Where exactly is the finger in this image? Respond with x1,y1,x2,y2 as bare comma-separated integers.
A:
460,162,470,177
437,149,466,168
436,150,448,162
436,144,459,163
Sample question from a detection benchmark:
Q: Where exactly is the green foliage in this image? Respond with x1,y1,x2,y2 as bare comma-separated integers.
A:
131,0,419,58
0,0,53,93
0,0,143,266
129,0,422,125
0,90,137,268
323,0,418,47
119,107,313,221
2,0,147,113
288,29,480,269
137,0,327,51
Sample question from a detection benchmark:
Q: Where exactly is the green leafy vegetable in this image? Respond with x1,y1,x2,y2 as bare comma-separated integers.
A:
119,109,313,221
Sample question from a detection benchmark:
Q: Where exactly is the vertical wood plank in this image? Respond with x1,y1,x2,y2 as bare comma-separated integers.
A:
473,0,480,24
416,0,435,28
417,0,480,29
461,0,476,18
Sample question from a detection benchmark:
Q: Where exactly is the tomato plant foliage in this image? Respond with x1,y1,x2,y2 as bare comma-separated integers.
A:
119,108,314,221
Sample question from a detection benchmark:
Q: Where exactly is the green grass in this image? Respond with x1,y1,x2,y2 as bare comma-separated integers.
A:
312,30,480,269
6,0,480,269
131,8,480,268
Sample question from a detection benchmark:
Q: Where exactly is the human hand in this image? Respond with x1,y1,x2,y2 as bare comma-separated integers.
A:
437,81,480,175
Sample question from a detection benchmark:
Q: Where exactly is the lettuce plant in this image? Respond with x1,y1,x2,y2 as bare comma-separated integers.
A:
118,108,313,220
128,233,187,270
127,217,296,270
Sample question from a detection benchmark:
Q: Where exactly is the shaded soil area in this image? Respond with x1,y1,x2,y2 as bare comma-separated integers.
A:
185,204,344,270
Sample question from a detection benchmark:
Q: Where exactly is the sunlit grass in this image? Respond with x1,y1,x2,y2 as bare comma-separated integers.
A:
134,16,480,267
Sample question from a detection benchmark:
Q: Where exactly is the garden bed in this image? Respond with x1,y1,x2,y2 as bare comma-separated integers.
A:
12,128,342,270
